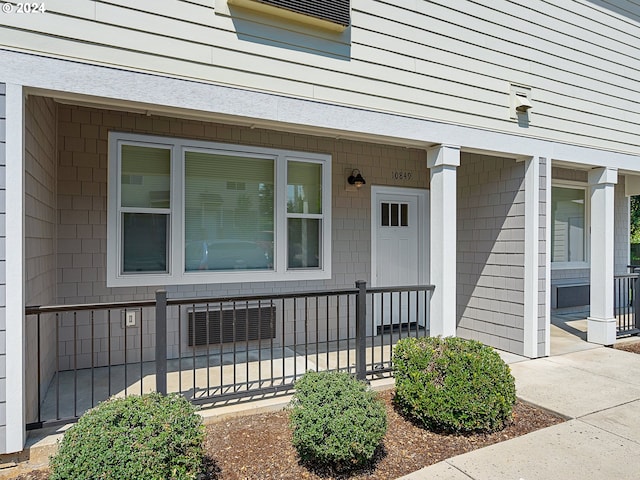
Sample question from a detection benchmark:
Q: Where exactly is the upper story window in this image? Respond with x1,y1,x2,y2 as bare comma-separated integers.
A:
227,0,350,31
108,133,332,287
551,184,589,268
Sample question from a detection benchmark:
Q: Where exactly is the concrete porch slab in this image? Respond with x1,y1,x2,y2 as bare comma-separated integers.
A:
509,354,640,418
543,346,640,388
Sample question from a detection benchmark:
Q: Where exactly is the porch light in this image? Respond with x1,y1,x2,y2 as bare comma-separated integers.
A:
348,169,366,188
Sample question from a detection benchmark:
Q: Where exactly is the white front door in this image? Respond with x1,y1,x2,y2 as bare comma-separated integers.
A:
371,187,429,329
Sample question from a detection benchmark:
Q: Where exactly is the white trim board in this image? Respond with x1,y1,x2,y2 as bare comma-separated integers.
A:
5,82,25,453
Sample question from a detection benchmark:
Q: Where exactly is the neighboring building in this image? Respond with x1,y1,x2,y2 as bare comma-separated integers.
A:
1,0,639,453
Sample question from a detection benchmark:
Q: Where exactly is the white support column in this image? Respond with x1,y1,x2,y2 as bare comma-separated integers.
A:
543,159,552,357
5,83,25,452
588,166,618,345
427,145,460,337
524,156,541,358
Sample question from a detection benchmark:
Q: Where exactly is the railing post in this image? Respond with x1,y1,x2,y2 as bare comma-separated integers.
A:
355,280,367,381
634,269,640,331
155,289,168,395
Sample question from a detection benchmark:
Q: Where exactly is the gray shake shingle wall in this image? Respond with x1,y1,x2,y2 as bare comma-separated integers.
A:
0,83,7,452
24,96,57,424
456,153,526,354
538,157,548,357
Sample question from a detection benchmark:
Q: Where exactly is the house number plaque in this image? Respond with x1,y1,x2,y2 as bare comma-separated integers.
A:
391,171,413,181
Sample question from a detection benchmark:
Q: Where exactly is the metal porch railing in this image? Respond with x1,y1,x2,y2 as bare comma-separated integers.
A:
25,281,434,429
615,270,640,337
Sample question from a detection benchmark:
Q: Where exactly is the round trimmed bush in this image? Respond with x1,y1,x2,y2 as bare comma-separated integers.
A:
289,371,387,472
49,393,204,480
393,336,516,433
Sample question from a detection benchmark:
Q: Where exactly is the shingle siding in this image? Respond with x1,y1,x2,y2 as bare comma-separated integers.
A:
457,153,527,354
24,95,57,424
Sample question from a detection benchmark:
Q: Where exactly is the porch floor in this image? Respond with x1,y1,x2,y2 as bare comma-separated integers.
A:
36,332,418,424
551,312,595,356
36,316,613,425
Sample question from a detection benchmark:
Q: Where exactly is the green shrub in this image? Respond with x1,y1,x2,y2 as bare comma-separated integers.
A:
289,371,387,472
393,336,516,433
49,393,204,480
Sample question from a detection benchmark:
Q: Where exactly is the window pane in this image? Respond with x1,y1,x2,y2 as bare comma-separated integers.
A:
381,203,389,226
184,151,274,271
391,203,399,226
401,203,408,226
122,213,168,273
288,218,321,269
287,161,322,214
552,187,585,263
121,145,171,208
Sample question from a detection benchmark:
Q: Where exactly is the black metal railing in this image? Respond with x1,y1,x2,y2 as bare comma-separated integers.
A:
615,272,640,337
25,281,434,429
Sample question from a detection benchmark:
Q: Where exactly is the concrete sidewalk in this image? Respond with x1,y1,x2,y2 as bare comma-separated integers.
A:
400,346,640,480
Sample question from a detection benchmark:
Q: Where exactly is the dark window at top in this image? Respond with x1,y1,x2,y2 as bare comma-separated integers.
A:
252,0,350,27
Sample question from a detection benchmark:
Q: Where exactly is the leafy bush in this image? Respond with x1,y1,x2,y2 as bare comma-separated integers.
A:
393,336,516,433
49,393,204,480
289,371,387,472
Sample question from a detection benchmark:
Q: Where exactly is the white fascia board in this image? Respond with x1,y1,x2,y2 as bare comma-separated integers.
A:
2,49,640,170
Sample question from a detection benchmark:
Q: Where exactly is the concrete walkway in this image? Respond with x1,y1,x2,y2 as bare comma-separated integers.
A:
400,345,640,480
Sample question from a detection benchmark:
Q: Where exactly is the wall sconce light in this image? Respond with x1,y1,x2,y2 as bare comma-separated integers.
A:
347,169,366,188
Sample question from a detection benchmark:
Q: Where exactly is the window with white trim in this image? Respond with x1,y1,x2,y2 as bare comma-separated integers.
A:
107,133,331,286
551,184,589,268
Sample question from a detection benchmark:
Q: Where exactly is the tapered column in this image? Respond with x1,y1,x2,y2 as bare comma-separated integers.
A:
427,145,460,337
588,167,617,345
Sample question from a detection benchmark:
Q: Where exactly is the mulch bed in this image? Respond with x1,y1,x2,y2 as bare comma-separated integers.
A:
13,389,564,480
615,339,640,355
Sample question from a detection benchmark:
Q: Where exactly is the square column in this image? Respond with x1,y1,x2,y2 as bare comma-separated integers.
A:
5,83,25,452
427,145,460,337
588,167,618,345
524,156,548,358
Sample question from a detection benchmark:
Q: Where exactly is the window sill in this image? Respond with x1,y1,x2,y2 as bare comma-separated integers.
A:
551,262,590,271
106,269,332,288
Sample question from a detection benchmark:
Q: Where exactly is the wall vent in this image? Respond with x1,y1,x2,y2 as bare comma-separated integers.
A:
227,0,350,30
188,305,276,346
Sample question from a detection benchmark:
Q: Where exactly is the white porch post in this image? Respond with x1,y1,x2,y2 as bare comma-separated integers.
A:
588,166,618,345
5,83,25,452
523,156,545,358
427,145,460,337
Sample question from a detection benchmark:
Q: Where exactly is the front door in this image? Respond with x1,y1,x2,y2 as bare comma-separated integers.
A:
371,187,429,329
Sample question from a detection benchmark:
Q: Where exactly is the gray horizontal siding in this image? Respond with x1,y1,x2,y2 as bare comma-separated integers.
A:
1,0,639,154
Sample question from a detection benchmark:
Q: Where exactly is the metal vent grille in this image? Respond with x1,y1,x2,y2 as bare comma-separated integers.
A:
188,305,276,346
250,0,350,27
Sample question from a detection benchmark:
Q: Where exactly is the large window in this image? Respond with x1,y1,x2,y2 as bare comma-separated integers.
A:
108,133,331,286
551,185,588,267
